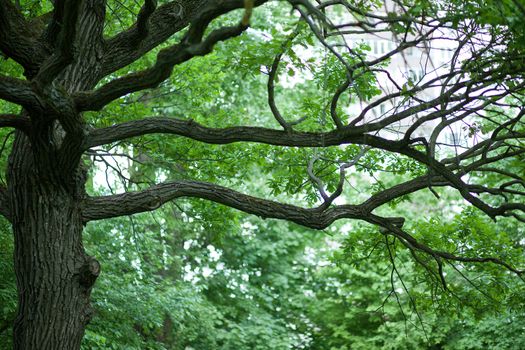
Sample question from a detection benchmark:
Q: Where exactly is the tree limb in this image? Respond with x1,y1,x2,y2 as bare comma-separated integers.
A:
135,0,158,43
100,0,205,77
0,0,47,77
0,76,42,111
82,178,524,278
370,214,525,277
76,23,250,111
83,116,371,149
34,0,82,88
0,114,31,131
81,179,366,227
99,0,268,79
84,114,525,221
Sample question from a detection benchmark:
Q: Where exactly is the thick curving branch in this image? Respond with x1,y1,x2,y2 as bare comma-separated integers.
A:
0,113,31,131
84,114,525,221
34,0,82,88
100,0,205,77
84,116,369,148
82,178,524,277
0,76,42,111
81,179,366,227
81,175,448,230
100,0,268,79
0,0,47,77
76,23,250,111
135,0,158,42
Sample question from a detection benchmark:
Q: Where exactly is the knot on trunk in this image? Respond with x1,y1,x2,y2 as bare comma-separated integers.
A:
79,256,100,289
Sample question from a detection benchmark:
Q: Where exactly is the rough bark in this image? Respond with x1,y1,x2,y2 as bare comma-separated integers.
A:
8,133,99,350
0,1,259,348
3,1,106,348
0,0,48,77
0,0,524,348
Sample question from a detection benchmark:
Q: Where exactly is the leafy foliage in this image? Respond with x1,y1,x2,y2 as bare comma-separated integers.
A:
1,0,524,348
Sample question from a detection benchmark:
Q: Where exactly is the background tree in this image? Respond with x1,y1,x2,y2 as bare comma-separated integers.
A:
0,0,524,349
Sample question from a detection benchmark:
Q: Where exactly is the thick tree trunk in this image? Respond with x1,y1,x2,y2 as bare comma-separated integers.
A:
8,133,99,349
5,1,106,347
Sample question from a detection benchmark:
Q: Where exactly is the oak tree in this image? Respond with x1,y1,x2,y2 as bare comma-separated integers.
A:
0,0,524,348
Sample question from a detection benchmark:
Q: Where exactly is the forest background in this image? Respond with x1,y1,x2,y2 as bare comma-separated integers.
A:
0,0,525,349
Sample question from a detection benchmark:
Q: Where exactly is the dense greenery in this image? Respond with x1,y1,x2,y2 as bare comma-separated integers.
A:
3,189,525,349
1,0,525,348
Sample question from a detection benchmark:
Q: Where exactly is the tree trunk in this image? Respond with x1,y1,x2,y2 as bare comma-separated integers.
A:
8,132,99,350
6,1,106,346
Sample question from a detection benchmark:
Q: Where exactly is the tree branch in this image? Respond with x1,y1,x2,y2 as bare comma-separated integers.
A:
265,23,309,130
135,0,158,43
84,114,525,221
100,0,205,77
370,214,525,277
83,116,369,149
82,179,366,228
0,0,47,77
0,76,42,111
34,0,82,88
82,178,524,278
0,113,31,131
76,23,250,111
99,0,268,79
